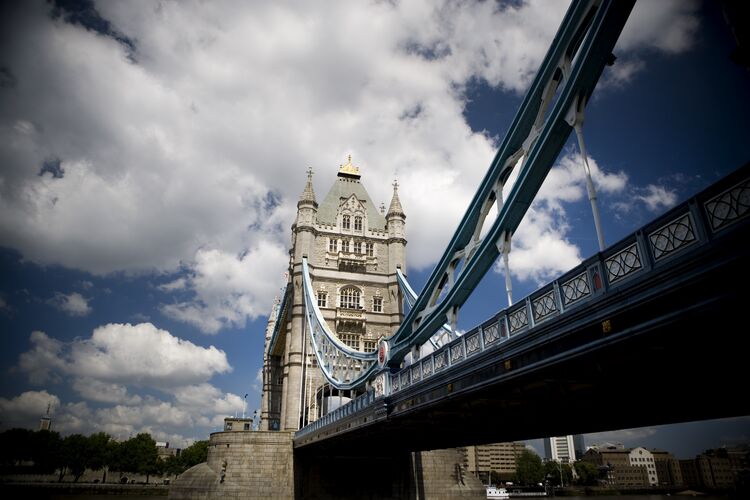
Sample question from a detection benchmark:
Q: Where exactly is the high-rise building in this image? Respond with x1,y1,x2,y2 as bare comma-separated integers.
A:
544,435,576,463
260,157,406,431
463,442,527,483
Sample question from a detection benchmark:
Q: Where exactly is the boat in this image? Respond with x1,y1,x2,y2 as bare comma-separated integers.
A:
486,485,510,499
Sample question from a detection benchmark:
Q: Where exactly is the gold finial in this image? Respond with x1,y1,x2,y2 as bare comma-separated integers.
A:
392,179,399,190
306,166,314,177
338,155,360,178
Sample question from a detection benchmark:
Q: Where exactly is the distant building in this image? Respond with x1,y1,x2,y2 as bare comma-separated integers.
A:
223,417,253,432
573,434,586,458
680,449,735,490
544,435,576,463
156,441,181,459
651,449,684,486
582,446,656,488
463,442,527,483
39,402,52,430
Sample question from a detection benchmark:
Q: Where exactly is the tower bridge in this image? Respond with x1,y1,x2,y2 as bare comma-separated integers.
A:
170,1,750,498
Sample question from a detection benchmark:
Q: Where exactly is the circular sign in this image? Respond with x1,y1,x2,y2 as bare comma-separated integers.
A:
377,338,389,367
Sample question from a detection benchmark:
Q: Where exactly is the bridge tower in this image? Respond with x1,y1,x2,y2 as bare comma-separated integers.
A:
261,156,406,431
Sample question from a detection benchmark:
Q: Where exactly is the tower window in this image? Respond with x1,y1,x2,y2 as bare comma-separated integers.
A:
354,241,362,254
339,333,360,350
340,287,361,310
342,240,350,253
317,291,327,308
342,215,351,229
328,239,337,252
373,296,383,313
354,216,363,231
366,242,374,256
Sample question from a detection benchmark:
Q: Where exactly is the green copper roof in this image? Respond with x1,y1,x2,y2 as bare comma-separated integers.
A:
317,174,387,230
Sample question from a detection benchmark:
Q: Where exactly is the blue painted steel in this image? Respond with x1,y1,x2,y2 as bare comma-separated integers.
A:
298,0,636,390
265,283,290,355
386,0,636,365
396,268,453,349
302,258,377,389
295,164,750,441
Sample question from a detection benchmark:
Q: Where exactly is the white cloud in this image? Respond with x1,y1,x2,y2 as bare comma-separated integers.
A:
17,323,231,388
47,291,92,316
635,184,678,212
71,377,142,405
160,242,289,333
0,390,60,429
493,152,628,285
617,0,700,54
0,0,701,331
612,183,678,214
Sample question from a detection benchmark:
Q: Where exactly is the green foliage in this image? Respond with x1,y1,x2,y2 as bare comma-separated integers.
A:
574,460,599,486
543,460,573,486
61,434,89,481
180,440,208,469
30,429,62,474
515,449,544,485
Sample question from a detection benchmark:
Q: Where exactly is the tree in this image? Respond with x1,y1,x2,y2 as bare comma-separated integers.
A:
0,428,34,466
515,449,544,485
30,429,62,475
87,432,112,482
180,440,208,469
574,460,599,486
123,433,158,483
543,460,572,486
61,434,89,482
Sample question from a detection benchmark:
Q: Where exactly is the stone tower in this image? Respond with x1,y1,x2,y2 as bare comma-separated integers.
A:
261,156,406,431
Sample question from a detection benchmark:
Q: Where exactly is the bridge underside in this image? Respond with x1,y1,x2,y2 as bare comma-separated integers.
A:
295,215,750,455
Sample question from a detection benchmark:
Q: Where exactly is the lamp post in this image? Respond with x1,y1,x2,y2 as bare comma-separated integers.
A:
558,461,565,488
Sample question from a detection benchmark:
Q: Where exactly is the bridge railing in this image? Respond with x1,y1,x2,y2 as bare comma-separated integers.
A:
295,164,749,438
387,170,749,394
295,388,377,440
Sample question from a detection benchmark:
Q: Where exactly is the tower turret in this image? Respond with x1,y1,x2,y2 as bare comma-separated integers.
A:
293,167,318,262
386,180,406,273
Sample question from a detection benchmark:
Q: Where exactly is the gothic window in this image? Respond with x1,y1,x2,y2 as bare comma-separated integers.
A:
373,296,383,313
328,239,337,252
340,287,361,310
353,241,362,254
354,216,363,231
342,239,350,253
366,242,374,256
342,215,351,229
363,340,377,353
317,291,327,308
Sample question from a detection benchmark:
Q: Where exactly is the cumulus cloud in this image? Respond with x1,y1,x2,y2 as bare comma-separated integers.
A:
492,152,628,285
0,0,701,332
612,184,678,214
71,377,142,405
47,291,92,316
160,242,288,333
17,323,231,387
0,390,60,429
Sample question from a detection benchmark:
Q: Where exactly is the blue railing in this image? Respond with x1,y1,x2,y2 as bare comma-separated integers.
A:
294,166,750,439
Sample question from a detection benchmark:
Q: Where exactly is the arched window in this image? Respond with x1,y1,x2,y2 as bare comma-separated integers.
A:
354,216,363,231
342,215,351,229
353,241,362,254
340,287,361,310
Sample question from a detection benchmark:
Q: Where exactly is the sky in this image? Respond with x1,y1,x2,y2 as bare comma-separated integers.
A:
0,0,748,458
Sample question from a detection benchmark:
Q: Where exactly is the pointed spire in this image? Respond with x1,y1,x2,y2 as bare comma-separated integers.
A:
386,179,405,219
298,166,317,208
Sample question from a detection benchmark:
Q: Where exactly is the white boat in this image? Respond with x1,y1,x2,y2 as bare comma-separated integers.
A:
486,486,510,499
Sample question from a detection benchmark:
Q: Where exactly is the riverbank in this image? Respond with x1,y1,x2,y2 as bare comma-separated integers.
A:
0,482,168,497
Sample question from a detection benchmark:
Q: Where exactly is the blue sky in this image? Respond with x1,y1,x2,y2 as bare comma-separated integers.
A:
1,0,748,457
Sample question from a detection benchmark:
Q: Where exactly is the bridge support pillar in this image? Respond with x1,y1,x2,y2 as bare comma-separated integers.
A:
294,447,484,499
